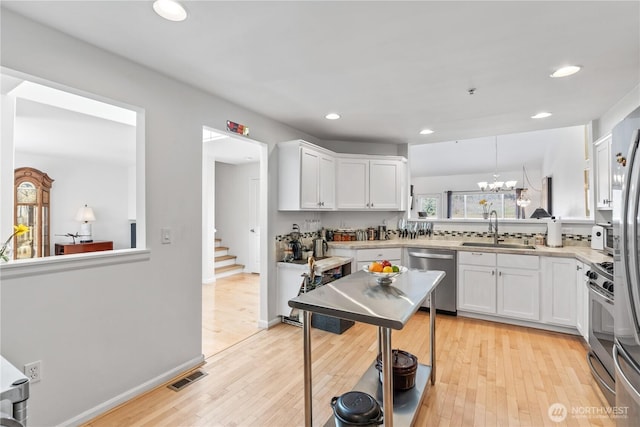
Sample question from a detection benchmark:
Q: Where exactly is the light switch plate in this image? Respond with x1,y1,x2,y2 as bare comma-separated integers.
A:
161,227,171,244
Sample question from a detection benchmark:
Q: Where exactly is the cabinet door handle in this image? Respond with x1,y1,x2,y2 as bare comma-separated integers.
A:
498,271,502,276
492,270,495,276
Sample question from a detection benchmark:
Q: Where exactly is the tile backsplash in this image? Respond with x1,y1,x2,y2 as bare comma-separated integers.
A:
275,225,591,261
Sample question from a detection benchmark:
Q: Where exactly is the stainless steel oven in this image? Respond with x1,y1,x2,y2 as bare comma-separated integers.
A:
586,261,616,405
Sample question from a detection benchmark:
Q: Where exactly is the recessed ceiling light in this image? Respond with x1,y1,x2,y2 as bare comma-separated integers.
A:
550,65,581,78
153,0,187,22
419,129,434,135
531,112,552,119
325,113,341,120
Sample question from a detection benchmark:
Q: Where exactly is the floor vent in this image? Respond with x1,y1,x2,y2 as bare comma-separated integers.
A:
168,370,208,392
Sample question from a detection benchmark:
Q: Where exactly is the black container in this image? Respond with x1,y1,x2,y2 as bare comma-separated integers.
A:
331,391,383,427
375,349,418,391
311,313,354,334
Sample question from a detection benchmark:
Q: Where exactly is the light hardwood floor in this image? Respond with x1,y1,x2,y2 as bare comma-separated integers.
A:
86,304,614,427
202,273,261,359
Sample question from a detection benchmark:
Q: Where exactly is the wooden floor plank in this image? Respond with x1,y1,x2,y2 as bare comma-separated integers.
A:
85,308,615,427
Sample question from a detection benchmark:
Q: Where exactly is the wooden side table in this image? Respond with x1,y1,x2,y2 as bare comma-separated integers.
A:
54,241,113,255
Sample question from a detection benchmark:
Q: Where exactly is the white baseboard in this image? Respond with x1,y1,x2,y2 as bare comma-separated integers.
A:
261,317,282,329
457,311,580,336
58,355,204,426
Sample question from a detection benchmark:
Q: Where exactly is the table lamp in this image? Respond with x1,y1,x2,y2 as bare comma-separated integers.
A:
75,204,96,243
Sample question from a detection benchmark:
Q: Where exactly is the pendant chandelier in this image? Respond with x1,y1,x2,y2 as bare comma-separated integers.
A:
477,136,517,192
516,166,531,207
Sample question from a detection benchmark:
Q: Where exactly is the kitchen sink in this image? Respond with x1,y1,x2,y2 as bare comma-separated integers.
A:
460,242,536,250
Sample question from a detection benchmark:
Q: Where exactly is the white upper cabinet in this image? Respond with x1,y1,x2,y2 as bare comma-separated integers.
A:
336,157,405,210
279,140,406,211
279,141,335,211
300,147,335,209
595,134,612,210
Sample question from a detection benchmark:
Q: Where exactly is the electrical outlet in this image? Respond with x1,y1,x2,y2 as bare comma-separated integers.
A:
24,360,42,383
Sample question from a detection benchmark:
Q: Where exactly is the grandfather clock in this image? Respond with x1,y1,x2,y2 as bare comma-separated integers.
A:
14,167,54,259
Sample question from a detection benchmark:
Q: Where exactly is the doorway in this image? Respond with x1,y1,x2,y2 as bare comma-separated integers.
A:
202,127,267,358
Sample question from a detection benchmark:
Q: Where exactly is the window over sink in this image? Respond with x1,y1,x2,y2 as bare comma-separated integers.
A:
448,191,518,219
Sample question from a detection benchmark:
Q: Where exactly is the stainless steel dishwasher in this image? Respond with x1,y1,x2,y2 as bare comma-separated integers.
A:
408,248,457,315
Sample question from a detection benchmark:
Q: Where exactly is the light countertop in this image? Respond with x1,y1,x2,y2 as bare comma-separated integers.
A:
277,256,353,273
328,239,612,265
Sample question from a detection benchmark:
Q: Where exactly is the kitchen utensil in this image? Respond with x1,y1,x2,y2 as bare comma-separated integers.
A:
375,349,418,391
313,238,328,258
398,218,407,238
378,225,387,240
289,240,302,260
331,391,383,427
367,227,377,240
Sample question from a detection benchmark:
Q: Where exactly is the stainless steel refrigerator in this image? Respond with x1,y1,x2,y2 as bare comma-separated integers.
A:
613,107,640,425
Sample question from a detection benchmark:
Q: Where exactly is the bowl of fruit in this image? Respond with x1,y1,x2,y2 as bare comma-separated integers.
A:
363,260,408,285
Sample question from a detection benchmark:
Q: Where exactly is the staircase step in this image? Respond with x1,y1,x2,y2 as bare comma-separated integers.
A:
215,238,222,247
215,254,237,268
215,263,245,279
214,246,228,256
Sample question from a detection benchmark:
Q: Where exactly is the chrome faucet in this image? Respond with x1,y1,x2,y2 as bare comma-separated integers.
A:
488,210,501,245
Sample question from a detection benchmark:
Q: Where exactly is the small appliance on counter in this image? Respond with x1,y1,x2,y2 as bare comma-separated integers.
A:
591,225,605,250
367,227,377,240
591,223,614,255
313,237,328,258
289,224,303,260
378,225,387,240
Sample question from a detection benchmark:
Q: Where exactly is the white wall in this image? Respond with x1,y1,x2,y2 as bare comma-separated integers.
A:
593,83,640,141
0,9,310,426
214,161,259,268
541,125,589,219
14,152,132,249
410,125,588,220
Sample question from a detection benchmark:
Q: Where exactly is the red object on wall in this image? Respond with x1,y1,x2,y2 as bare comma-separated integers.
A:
226,120,249,136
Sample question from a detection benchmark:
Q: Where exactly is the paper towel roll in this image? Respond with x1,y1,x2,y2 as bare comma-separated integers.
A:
546,218,563,247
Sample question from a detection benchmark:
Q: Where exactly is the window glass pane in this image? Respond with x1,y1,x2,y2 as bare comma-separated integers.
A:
450,191,518,219
416,194,440,218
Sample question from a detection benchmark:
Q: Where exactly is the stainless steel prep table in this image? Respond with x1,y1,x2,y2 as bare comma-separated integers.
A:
288,269,445,427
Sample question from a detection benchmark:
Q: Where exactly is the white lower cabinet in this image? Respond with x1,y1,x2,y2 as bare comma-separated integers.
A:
330,247,402,273
458,262,497,314
497,254,540,321
541,256,577,327
355,247,402,271
458,252,540,321
575,261,589,342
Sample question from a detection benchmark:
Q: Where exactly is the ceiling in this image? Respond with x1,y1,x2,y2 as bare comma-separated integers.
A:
2,1,639,147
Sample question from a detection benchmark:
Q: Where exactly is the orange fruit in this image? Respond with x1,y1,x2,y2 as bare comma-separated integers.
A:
370,262,383,273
